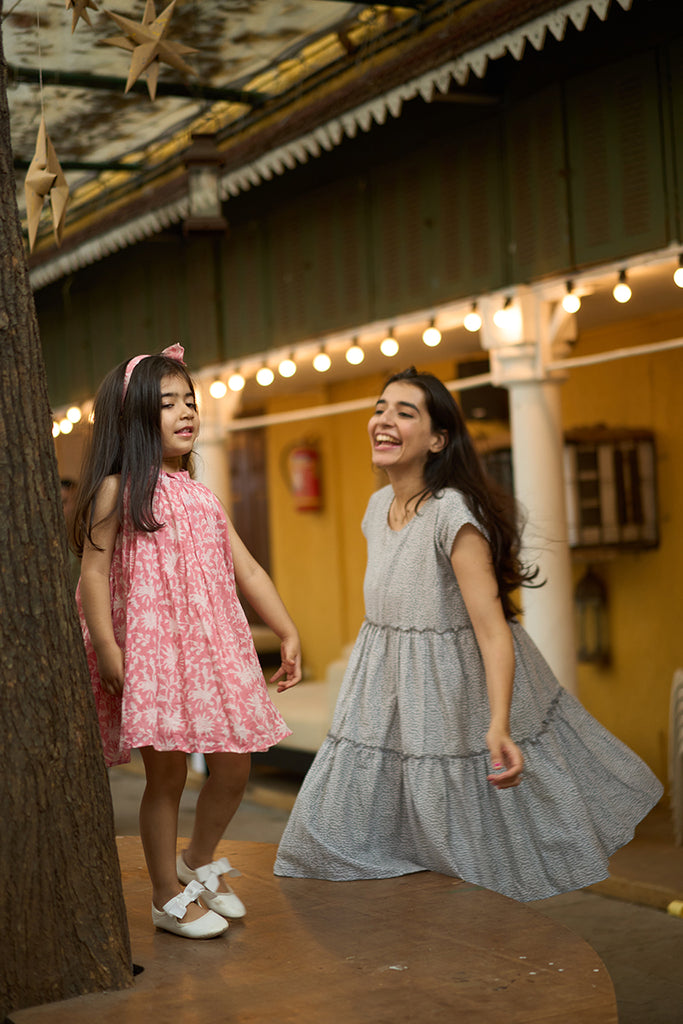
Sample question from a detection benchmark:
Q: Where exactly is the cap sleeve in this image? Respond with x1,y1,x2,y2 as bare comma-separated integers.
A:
435,488,486,558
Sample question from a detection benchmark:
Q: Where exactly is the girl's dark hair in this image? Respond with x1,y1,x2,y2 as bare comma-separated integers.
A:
382,367,540,618
72,354,196,555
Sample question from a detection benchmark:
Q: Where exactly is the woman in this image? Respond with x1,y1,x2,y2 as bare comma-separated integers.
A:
274,367,662,901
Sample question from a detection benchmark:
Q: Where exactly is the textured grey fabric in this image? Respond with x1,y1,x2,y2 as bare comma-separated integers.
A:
275,486,663,901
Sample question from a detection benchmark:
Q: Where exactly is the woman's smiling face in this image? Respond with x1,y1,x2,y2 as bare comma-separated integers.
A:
368,381,446,475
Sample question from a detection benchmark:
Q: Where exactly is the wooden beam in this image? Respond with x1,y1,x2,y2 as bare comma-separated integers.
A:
14,158,145,173
317,0,431,8
6,64,267,107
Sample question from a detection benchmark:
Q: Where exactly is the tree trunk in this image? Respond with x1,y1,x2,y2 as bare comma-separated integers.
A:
0,8,133,1017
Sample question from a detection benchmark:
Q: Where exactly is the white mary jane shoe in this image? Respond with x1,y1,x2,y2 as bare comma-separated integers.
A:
152,880,228,938
177,853,247,919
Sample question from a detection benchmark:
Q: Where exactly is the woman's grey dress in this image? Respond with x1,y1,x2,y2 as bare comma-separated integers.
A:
274,486,663,901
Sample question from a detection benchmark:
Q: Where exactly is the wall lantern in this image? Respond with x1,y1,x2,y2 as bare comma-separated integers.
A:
183,132,228,234
574,567,610,666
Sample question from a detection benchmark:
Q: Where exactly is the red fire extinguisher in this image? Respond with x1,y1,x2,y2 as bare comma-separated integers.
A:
285,442,323,512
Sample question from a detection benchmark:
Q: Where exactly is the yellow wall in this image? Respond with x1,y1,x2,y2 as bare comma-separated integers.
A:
560,307,683,781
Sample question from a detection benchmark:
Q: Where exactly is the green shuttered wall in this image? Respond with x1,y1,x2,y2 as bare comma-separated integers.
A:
39,46,682,406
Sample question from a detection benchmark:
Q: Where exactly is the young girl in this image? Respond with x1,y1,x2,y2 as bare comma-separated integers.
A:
75,344,301,939
275,367,663,901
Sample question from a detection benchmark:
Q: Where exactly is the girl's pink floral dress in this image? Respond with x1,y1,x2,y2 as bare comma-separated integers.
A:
77,471,291,767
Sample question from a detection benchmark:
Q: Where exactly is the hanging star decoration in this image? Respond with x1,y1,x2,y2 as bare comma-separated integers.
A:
65,0,98,33
103,0,197,101
24,115,70,252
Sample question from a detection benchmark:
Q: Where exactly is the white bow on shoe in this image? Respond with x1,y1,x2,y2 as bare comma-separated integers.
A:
195,857,241,890
177,854,247,919
152,880,228,939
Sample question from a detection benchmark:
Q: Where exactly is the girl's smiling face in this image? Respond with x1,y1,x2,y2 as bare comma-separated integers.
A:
160,373,199,471
368,381,446,475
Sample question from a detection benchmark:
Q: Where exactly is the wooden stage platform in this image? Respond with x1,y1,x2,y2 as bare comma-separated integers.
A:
12,838,618,1023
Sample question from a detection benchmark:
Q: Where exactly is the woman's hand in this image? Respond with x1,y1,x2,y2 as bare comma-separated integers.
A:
96,642,125,696
270,635,302,692
486,726,524,789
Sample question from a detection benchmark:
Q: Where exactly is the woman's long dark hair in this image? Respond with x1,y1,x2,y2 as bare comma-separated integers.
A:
72,354,196,555
383,367,540,618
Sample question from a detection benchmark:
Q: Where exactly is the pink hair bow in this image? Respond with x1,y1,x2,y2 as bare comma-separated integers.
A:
122,343,186,399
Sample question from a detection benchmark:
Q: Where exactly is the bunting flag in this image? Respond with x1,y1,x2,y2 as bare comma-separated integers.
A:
103,0,197,101
24,114,70,252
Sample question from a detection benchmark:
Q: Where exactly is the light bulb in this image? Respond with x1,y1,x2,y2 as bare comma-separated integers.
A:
380,336,399,357
228,372,245,391
66,405,82,423
209,379,228,399
278,357,297,378
493,305,511,328
313,351,331,372
674,266,683,288
612,272,631,304
52,421,60,438
256,367,275,386
422,325,441,347
346,344,364,365
463,307,482,332
562,291,581,314
59,417,73,435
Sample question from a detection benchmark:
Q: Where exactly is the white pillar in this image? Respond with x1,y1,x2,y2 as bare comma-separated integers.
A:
194,435,230,508
480,288,578,694
193,384,241,509
507,377,577,693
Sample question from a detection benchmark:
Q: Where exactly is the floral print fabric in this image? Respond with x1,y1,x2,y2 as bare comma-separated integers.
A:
78,471,291,766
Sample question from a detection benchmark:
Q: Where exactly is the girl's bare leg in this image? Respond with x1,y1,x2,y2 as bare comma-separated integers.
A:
182,752,251,888
139,746,205,920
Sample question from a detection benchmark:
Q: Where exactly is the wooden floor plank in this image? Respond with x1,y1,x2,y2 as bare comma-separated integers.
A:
11,838,617,1023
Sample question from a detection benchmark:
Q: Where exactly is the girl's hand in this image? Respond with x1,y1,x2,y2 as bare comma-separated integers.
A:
270,635,302,692
96,642,125,696
486,727,524,789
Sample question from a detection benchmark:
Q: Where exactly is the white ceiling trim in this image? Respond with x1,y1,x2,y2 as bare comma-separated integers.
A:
29,0,633,291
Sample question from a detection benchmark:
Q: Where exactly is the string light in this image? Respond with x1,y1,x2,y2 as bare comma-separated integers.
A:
463,304,482,333
313,349,331,372
209,379,227,399
278,356,297,378
66,405,82,423
58,417,73,435
380,330,399,357
562,281,581,314
228,371,245,391
674,256,683,288
422,321,441,347
256,366,275,386
345,340,364,365
612,269,631,304
52,421,60,438
493,296,513,328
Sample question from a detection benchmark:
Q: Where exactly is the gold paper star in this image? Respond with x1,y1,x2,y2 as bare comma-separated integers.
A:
65,0,98,32
24,115,70,252
104,0,197,101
